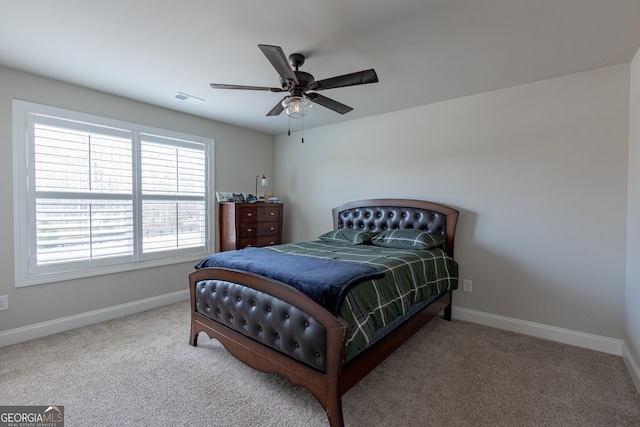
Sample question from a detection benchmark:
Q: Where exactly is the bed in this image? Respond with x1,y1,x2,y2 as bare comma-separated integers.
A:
188,198,459,426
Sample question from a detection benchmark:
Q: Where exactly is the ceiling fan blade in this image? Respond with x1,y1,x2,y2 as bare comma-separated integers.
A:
258,44,299,86
306,93,353,114
210,83,285,92
308,69,378,91
266,97,287,116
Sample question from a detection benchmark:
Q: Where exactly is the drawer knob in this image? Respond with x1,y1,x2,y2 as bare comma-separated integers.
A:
269,227,274,231
246,213,253,217
246,228,253,232
269,212,275,216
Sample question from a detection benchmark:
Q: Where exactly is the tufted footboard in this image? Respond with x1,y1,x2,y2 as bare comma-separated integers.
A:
189,267,349,426
193,275,330,372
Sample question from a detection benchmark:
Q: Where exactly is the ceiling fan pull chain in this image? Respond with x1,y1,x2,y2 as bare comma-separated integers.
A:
301,115,305,143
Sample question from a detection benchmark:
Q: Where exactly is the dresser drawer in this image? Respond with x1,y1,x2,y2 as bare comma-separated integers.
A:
258,205,280,221
238,235,280,249
238,206,259,224
257,235,280,247
238,237,258,249
257,221,279,237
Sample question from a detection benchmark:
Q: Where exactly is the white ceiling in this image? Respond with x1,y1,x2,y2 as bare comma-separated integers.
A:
1,0,640,135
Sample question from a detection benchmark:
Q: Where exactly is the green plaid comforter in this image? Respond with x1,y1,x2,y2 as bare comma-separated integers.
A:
266,241,458,361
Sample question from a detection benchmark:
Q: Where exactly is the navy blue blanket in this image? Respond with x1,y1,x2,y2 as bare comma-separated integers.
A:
194,247,384,313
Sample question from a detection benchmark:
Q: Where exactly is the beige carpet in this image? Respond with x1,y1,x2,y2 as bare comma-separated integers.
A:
1,301,639,426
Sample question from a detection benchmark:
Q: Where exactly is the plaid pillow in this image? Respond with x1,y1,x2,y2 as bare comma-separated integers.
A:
371,229,444,250
318,229,378,245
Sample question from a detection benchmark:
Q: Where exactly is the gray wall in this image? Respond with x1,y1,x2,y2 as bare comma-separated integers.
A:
0,65,274,332
275,64,630,340
626,48,640,371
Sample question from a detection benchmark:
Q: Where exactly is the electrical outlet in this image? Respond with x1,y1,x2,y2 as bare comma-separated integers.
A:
462,280,472,292
0,295,8,311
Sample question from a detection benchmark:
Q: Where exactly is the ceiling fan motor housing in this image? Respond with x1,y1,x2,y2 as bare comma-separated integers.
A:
280,70,314,96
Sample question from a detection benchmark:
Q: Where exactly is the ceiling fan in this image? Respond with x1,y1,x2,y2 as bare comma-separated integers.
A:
210,44,379,118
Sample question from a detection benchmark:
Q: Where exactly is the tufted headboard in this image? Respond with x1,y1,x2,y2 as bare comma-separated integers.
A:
332,198,459,257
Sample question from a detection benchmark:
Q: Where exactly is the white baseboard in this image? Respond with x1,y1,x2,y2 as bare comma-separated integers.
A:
452,306,624,356
2,294,636,393
0,290,190,348
622,343,640,394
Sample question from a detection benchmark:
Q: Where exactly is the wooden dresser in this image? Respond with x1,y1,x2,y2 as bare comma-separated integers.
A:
219,202,283,251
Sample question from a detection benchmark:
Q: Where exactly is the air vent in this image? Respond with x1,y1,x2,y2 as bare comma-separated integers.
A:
173,92,204,104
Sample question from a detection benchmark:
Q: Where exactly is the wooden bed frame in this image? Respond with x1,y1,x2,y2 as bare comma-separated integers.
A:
189,198,459,426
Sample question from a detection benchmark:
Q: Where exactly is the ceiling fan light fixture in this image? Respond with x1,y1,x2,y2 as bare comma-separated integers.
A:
282,96,312,119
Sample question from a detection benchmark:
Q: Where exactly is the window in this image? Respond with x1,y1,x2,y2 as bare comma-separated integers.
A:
12,100,213,287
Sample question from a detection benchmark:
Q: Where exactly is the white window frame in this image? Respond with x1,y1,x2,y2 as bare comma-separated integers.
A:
12,99,214,287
